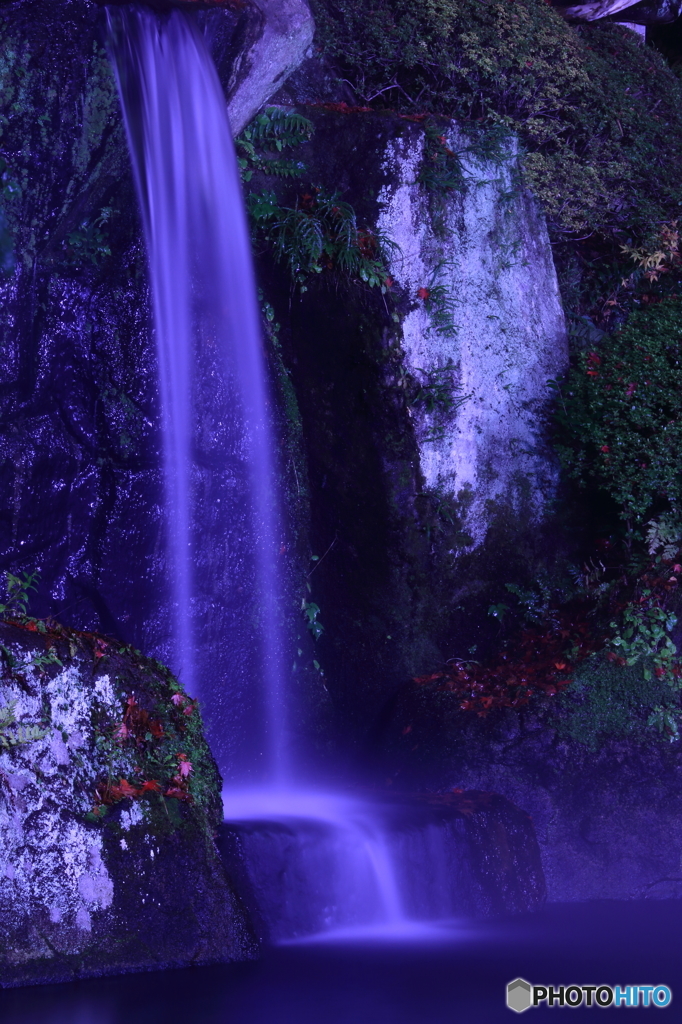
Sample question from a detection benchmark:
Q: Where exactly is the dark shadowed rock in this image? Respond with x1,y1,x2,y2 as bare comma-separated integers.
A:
407,790,547,916
379,686,682,903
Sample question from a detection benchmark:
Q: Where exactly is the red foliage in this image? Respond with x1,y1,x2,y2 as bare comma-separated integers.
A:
170,691,197,719
114,694,164,747
308,102,372,114
138,779,162,795
164,752,194,801
413,609,602,716
96,777,139,805
95,776,168,810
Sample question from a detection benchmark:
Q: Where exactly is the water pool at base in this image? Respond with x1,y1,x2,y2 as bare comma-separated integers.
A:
2,901,681,1024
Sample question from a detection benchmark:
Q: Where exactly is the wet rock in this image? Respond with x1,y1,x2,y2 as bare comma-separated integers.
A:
221,0,315,135
0,0,318,777
557,0,682,24
395,790,547,915
0,620,255,987
97,0,240,8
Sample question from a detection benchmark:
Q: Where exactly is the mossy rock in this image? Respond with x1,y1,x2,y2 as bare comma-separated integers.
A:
0,619,256,987
309,0,682,237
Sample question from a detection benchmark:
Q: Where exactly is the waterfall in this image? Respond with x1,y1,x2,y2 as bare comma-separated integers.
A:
106,4,464,943
106,5,288,784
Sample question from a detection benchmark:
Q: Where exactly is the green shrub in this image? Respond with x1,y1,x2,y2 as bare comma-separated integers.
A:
553,299,682,524
310,0,682,235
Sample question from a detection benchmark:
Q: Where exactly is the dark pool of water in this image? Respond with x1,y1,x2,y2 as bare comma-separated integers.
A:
2,902,681,1024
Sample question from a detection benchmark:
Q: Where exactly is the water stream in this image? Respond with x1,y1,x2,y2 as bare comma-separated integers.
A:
107,5,288,785
106,4,456,943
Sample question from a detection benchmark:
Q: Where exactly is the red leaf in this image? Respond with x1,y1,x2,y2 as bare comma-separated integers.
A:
139,779,162,794
116,778,139,798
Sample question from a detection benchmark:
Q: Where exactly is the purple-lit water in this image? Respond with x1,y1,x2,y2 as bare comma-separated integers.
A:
105,4,428,941
106,6,288,784
4,902,681,1022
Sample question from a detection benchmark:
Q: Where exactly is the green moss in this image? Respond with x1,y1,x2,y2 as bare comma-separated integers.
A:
552,652,679,749
310,0,682,236
71,45,119,179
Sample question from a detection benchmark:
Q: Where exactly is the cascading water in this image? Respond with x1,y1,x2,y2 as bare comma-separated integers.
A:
106,5,288,784
106,4,463,942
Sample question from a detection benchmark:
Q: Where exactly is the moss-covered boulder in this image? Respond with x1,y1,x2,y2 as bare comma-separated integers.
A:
0,619,255,987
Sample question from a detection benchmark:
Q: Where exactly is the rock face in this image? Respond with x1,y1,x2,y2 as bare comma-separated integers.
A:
380,693,682,903
456,723,682,903
376,127,567,547
0,0,319,773
397,790,547,916
0,619,255,986
220,0,314,136
249,104,568,729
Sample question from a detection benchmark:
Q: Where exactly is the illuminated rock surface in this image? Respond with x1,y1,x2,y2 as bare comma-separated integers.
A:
0,621,255,987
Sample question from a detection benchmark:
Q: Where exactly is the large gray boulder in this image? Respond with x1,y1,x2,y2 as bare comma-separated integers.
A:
0,619,255,987
376,124,568,548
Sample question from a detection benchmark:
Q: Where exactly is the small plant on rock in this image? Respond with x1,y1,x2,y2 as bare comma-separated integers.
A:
0,571,39,620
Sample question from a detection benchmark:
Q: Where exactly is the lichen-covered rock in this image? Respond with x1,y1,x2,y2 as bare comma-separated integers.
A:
0,620,255,987
377,125,567,547
246,105,569,727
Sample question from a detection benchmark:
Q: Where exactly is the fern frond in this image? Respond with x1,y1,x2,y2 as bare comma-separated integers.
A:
0,723,47,748
0,699,17,729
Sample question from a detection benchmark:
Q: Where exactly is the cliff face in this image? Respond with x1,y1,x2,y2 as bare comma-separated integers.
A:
246,101,567,732
0,0,597,930
0,0,169,658
0,1,569,753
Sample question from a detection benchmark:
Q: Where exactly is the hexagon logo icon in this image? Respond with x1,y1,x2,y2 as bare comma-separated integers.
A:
507,978,532,1013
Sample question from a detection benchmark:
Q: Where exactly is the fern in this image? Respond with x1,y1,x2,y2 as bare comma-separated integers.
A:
420,262,459,337
646,514,682,564
0,699,47,748
239,108,397,291
401,360,472,416
0,723,48,749
237,107,314,182
0,698,17,730
248,187,394,291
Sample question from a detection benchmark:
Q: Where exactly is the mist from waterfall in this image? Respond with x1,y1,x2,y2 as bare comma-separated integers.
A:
106,5,288,785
